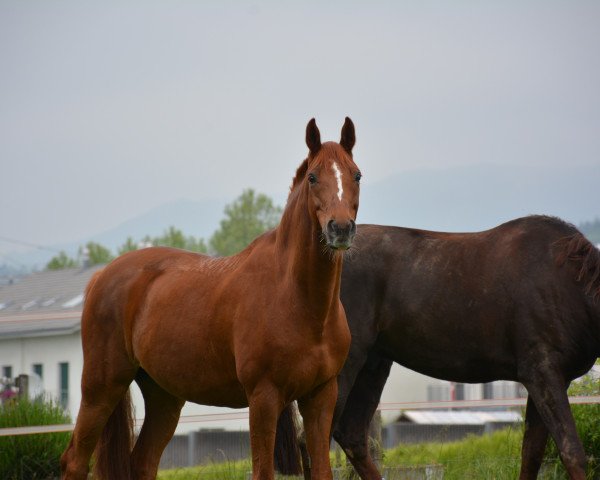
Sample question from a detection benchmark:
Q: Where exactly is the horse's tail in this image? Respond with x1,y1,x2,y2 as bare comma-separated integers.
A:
93,389,134,480
555,232,600,303
274,403,302,475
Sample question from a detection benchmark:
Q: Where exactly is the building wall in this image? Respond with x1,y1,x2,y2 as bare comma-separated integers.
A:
0,331,250,432
380,364,524,424
1,332,524,431
0,333,82,418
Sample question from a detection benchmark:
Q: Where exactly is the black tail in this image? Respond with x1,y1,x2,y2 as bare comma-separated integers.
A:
556,232,600,303
274,403,302,475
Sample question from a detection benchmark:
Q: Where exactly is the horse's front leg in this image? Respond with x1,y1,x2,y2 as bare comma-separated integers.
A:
298,378,338,480
247,383,284,480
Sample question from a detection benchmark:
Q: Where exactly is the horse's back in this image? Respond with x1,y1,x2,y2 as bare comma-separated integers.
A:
80,247,249,403
82,247,211,327
344,216,596,382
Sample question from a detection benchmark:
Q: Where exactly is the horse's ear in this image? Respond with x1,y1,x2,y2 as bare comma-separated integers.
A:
340,117,355,154
306,118,321,156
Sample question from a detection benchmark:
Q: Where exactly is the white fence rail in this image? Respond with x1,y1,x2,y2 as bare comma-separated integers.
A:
3,395,600,437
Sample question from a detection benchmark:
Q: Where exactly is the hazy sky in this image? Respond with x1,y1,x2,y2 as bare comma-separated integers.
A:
1,1,599,255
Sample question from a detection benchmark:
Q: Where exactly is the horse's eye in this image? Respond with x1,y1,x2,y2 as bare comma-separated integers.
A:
354,172,362,183
308,173,317,185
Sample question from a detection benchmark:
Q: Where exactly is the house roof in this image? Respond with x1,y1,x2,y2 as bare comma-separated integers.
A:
397,410,522,425
0,266,103,339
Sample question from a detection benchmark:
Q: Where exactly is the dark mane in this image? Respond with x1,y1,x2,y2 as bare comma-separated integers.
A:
289,159,308,196
556,232,600,302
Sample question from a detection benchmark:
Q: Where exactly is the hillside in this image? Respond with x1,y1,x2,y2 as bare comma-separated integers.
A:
2,162,598,271
580,219,600,244
358,163,600,233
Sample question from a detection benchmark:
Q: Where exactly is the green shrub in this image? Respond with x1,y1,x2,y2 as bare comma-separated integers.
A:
0,397,71,480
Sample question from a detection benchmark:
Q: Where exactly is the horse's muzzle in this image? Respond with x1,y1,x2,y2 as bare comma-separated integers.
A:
325,219,357,250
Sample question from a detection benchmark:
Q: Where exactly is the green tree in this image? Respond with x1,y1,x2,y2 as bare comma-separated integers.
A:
185,236,209,254
118,236,139,255
153,226,188,249
80,242,114,266
46,251,77,270
209,188,282,256
152,226,208,253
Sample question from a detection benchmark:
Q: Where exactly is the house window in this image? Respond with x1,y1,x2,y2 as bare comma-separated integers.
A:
2,365,12,379
32,363,43,379
483,382,494,399
454,383,465,401
59,362,69,408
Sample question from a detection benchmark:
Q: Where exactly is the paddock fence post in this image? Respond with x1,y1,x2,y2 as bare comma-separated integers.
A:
16,374,29,399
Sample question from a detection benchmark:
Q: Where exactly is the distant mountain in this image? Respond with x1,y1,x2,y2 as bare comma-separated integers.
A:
358,163,600,233
4,163,599,271
1,198,230,272
90,198,228,251
579,219,600,245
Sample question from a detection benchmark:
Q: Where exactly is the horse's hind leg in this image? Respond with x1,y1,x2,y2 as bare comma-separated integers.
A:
519,395,549,480
332,353,392,480
522,373,587,480
60,353,137,479
131,370,185,480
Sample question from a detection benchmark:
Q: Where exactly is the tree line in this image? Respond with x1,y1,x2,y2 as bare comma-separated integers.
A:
46,196,600,271
46,189,282,270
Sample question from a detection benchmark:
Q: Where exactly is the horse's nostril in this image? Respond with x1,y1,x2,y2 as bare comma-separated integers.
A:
327,220,356,237
349,220,357,235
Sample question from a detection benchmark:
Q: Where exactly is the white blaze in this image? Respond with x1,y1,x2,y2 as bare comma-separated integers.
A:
332,162,343,201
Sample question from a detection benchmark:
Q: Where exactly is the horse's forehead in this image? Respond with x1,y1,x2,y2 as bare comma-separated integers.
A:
313,144,354,171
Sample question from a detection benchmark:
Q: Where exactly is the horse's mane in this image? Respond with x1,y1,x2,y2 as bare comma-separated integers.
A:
289,159,308,197
555,232,600,302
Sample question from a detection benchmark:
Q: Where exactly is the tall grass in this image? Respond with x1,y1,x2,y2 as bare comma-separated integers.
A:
159,405,600,480
385,427,524,479
159,458,252,480
0,397,71,480
157,429,531,480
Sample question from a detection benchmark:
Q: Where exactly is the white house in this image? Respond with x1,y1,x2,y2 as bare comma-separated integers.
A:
0,266,525,432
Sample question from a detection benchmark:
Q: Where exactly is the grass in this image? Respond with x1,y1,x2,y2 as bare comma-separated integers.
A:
159,459,252,480
385,427,524,479
157,427,575,480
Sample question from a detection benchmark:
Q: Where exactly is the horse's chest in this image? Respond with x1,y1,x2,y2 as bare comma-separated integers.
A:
289,325,350,386
235,317,349,396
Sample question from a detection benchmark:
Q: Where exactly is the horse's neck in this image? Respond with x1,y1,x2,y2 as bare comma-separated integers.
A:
275,187,343,320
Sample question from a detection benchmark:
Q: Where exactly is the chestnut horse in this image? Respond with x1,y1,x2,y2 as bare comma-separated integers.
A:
285,216,600,480
60,118,362,480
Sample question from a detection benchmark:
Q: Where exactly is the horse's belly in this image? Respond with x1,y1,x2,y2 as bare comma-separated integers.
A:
388,341,518,383
142,361,248,408
133,315,247,407
182,381,248,408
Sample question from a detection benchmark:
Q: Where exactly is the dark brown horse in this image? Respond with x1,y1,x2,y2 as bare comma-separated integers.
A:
60,118,363,480
285,216,600,480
